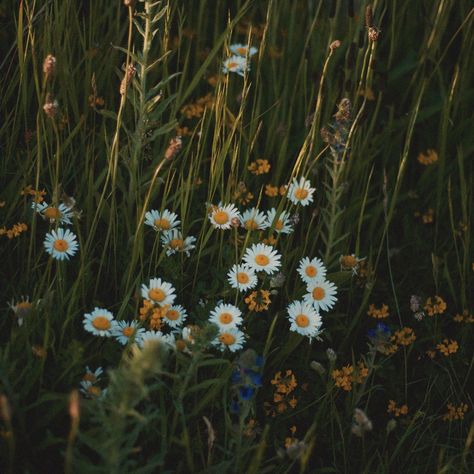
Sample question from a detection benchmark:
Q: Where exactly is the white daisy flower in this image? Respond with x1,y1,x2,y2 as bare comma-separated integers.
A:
213,327,246,352
9,296,34,326
140,330,175,349
227,264,258,292
141,278,176,306
32,201,74,225
230,44,258,57
287,300,323,341
222,55,249,76
83,308,116,337
144,209,180,232
163,305,188,329
243,243,281,275
160,229,196,257
297,256,327,284
265,208,294,234
287,177,315,206
304,279,338,312
208,203,241,230
82,366,104,384
112,320,145,345
79,380,107,399
240,207,267,231
209,303,242,330
43,228,79,260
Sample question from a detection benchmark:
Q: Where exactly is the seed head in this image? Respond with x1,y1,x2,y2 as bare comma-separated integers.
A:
42,54,56,79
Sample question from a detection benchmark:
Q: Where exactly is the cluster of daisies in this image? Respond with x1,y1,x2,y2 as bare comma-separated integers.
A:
222,43,258,76
32,199,79,261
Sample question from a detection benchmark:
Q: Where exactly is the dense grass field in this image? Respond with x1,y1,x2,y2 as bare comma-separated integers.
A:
1,0,473,472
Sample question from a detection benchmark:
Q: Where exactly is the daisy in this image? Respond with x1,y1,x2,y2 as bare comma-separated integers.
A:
160,229,196,257
112,320,145,345
32,201,74,225
243,243,281,275
230,44,258,57
79,381,107,399
287,177,315,206
144,209,180,232
83,308,116,337
140,330,175,349
9,296,34,326
297,256,327,284
82,367,104,384
227,264,258,291
222,55,249,76
287,300,323,341
213,327,246,352
240,207,267,231
208,203,241,230
209,303,243,330
141,278,176,306
304,279,338,312
265,208,294,234
44,228,79,260
163,305,188,329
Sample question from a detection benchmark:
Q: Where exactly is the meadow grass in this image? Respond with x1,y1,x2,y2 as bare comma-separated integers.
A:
0,0,473,472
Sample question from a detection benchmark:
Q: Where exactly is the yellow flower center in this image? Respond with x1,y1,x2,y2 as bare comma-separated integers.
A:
83,373,96,383
87,386,102,396
275,220,284,231
255,254,270,266
237,272,250,284
16,301,33,310
244,219,258,230
170,238,184,249
219,333,236,345
154,218,171,230
294,188,309,200
305,265,317,278
227,62,238,70
53,239,69,252
236,47,248,55
122,326,135,337
166,309,180,321
219,312,233,324
312,287,326,301
148,288,166,302
295,314,310,327
213,210,229,225
92,316,111,330
44,207,61,219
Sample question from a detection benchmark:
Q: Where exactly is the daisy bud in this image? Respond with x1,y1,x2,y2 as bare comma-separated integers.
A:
310,360,326,375
43,93,59,118
326,348,337,362
42,54,56,79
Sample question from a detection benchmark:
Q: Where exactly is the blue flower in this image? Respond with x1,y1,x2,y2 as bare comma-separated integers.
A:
239,386,255,400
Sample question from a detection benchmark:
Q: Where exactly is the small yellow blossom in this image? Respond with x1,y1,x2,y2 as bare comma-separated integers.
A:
417,149,438,165
245,289,271,312
0,223,28,239
424,296,447,317
367,303,389,319
453,310,474,323
387,400,409,417
443,403,468,421
248,159,271,175
392,327,416,346
436,339,458,356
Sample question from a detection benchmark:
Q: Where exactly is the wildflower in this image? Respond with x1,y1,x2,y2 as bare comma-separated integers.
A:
443,403,468,421
233,182,254,205
227,264,258,292
43,228,79,260
79,381,107,399
297,256,327,284
144,209,180,232
245,289,271,312
240,207,267,231
112,320,145,345
392,327,416,346
436,339,458,356
367,323,393,354
265,208,293,234
180,93,214,119
339,254,364,274
42,54,56,78
367,26,381,42
141,278,176,308
351,408,373,437
367,303,389,319
415,208,434,224
287,300,323,341
82,367,103,384
222,55,249,76
409,295,422,313
262,234,277,246
9,297,34,326
248,158,270,175
32,201,74,225
332,361,368,391
160,305,187,329
209,303,242,330
208,203,240,230
287,177,315,206
160,229,196,257
243,243,281,274
265,184,279,197
230,44,258,57
213,327,246,352
139,330,175,349
424,296,447,316
387,400,409,417
0,222,28,239
271,370,297,394
453,310,474,323
83,308,116,337
417,149,438,165
304,279,338,312
43,93,58,118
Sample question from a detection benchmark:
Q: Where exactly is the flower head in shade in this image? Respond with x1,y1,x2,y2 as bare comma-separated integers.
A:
163,305,188,329
112,320,145,345
83,308,116,337
209,303,242,330
230,44,258,57
140,330,175,349
213,327,246,352
44,228,79,260
287,177,315,206
32,201,74,225
240,207,267,231
9,297,34,326
144,209,180,232
227,264,258,292
243,243,281,275
304,279,338,312
297,256,327,284
265,208,294,234
222,55,249,76
208,203,241,230
160,229,196,257
287,300,323,341
141,278,176,306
